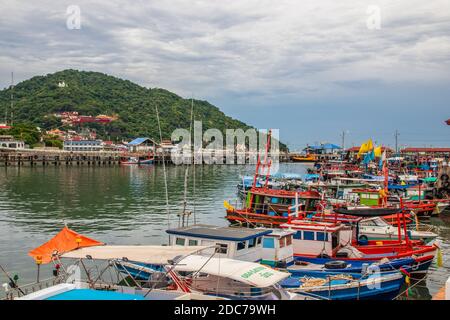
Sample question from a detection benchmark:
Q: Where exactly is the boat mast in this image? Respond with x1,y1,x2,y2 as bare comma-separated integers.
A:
180,97,195,227
155,103,171,243
10,72,14,126
248,130,272,209
263,130,273,187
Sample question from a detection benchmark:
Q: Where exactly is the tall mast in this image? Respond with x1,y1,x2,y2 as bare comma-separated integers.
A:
10,72,14,126
248,130,272,209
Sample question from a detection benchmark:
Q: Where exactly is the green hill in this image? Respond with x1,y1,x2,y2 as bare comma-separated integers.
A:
0,69,285,149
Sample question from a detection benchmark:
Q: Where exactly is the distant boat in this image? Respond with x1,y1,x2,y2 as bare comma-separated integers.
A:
120,156,154,165
291,154,317,163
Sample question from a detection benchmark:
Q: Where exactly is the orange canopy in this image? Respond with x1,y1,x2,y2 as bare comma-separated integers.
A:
29,226,104,264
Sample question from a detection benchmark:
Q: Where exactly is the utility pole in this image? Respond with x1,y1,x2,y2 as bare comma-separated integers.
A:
341,130,346,150
394,130,400,154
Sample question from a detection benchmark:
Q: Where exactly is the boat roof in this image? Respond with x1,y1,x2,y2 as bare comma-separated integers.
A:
175,255,289,287
270,172,303,179
249,187,321,199
257,228,295,237
167,224,272,241
61,245,209,264
280,220,344,232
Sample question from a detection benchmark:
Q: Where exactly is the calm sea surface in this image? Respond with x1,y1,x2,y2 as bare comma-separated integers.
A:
0,164,449,299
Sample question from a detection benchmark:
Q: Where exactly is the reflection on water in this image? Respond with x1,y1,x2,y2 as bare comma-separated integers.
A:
0,164,448,299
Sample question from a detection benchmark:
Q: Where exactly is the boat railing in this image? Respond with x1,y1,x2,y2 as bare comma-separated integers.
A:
2,276,66,300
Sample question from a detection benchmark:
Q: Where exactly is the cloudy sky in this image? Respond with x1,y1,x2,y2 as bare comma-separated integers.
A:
1,0,449,150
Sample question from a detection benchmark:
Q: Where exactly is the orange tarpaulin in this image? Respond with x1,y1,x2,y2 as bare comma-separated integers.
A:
28,226,104,264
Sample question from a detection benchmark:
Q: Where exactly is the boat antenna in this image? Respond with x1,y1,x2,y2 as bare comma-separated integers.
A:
155,103,171,241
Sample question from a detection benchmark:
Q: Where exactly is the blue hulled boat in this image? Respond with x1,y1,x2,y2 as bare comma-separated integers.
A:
280,270,404,300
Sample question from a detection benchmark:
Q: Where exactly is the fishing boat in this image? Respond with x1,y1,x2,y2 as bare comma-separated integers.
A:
280,270,404,300
120,155,154,165
163,226,406,300
9,227,224,300
171,255,318,300
280,219,439,275
291,154,318,163
225,187,321,227
355,216,437,243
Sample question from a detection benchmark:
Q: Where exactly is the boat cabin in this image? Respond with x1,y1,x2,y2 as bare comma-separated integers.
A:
259,229,295,267
166,224,294,267
351,189,382,206
280,220,351,258
244,188,321,217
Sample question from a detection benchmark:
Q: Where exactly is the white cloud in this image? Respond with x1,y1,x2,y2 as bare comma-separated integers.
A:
0,0,449,103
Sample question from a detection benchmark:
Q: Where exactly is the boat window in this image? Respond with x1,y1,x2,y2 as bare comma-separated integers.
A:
279,237,286,248
188,239,198,246
175,237,185,246
256,237,262,246
215,243,228,254
237,241,246,250
303,231,315,241
263,238,275,249
361,220,377,226
316,232,328,242
285,235,292,246
271,197,279,204
373,218,387,227
248,238,256,248
293,231,302,240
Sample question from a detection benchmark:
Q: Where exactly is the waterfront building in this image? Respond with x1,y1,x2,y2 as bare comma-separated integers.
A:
126,137,157,153
0,135,25,149
303,143,342,161
63,139,103,152
401,147,450,159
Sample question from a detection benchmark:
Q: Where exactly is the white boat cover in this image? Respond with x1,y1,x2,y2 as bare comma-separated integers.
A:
174,255,289,288
61,245,209,264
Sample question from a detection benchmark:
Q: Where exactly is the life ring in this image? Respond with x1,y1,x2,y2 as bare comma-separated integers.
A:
324,261,347,270
358,235,369,242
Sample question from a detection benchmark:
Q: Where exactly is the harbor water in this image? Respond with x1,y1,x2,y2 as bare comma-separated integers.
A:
0,164,449,299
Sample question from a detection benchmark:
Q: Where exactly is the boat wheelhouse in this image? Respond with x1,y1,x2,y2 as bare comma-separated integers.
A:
356,216,437,243
226,187,321,227
280,220,349,258
166,224,294,267
351,188,383,206
279,219,438,275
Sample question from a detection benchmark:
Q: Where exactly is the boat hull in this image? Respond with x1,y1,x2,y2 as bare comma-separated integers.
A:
282,272,404,300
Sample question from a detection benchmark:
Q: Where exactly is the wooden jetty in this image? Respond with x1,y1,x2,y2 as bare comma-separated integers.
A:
0,148,121,167
1,147,290,167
